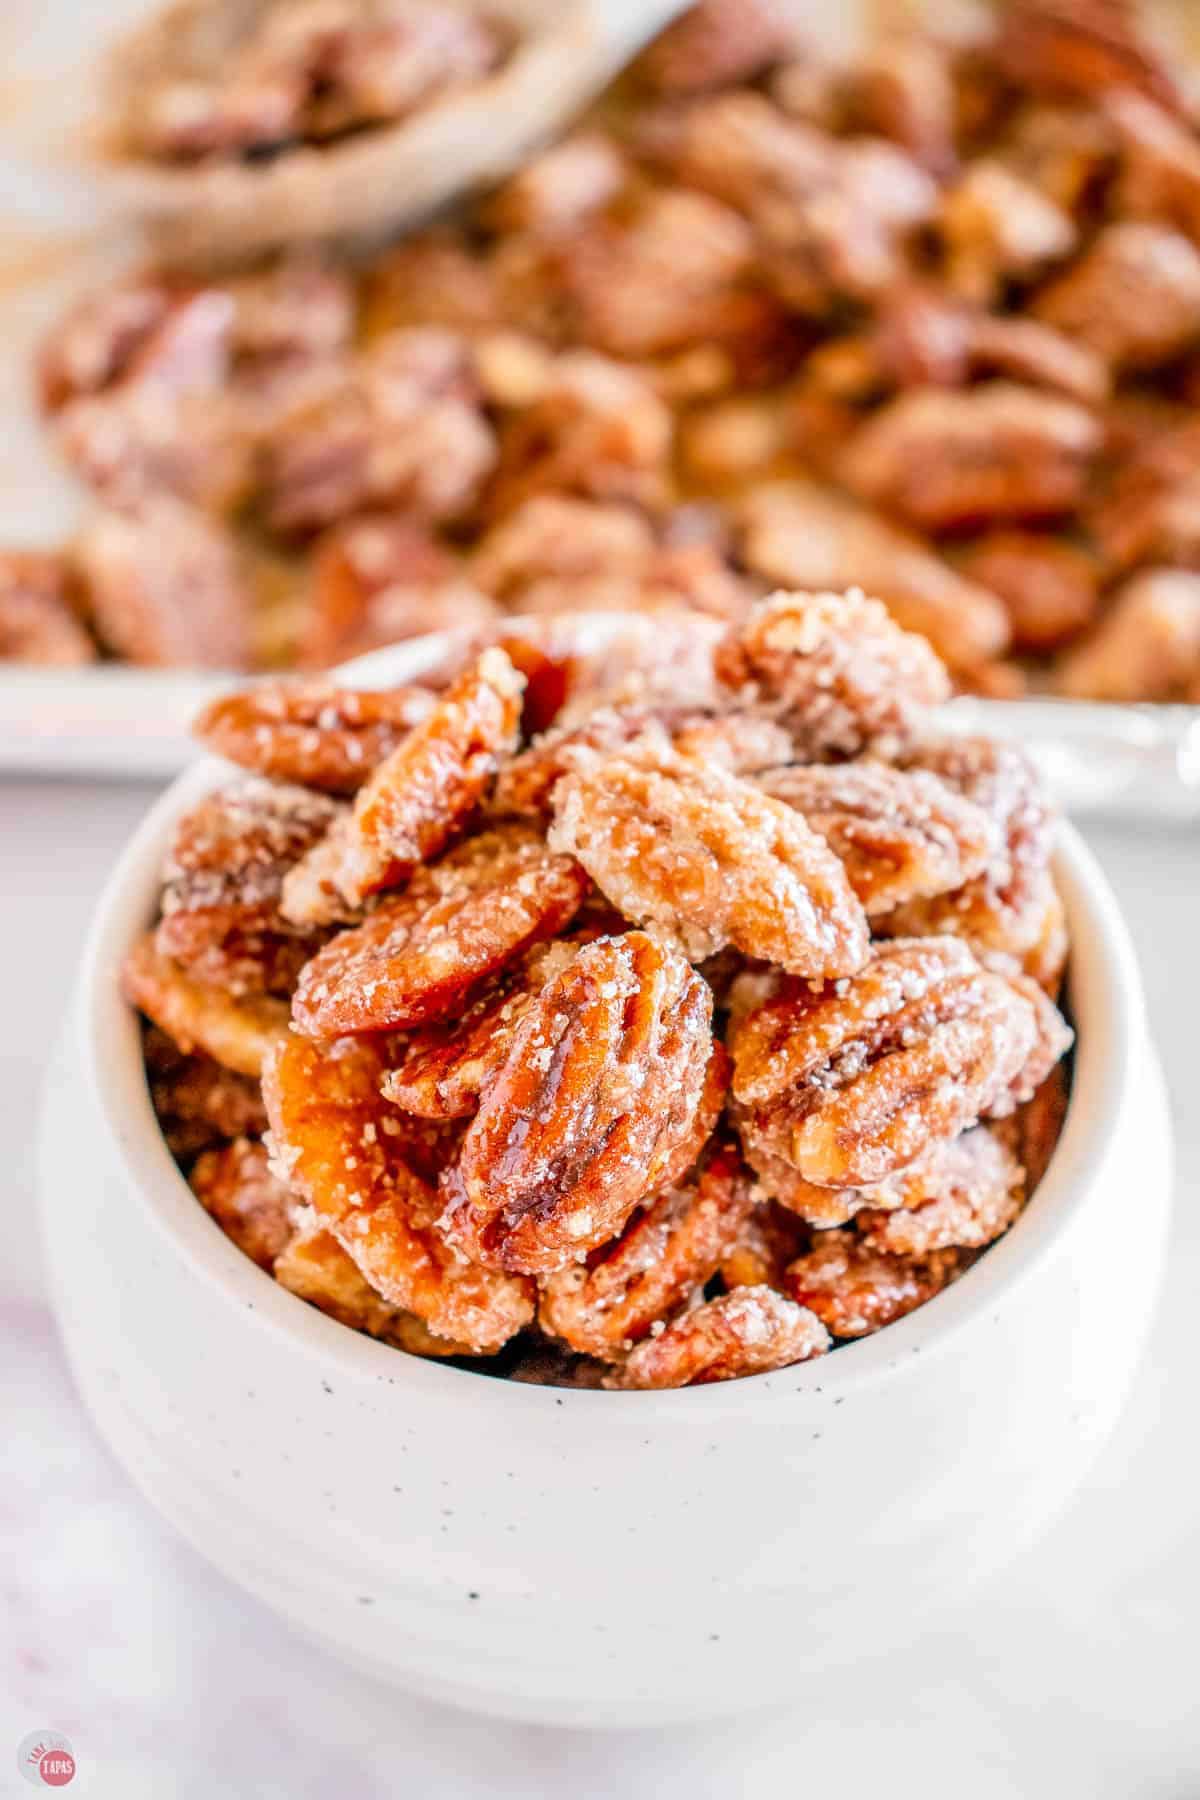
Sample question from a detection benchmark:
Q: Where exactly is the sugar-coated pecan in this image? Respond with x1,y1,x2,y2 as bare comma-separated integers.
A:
291,823,588,1036
730,937,1068,1189
0,551,95,666
634,0,800,94
844,32,958,176
965,315,1110,407
263,330,496,534
538,1135,754,1360
39,274,182,412
485,132,627,236
284,647,524,909
300,514,470,670
939,159,1076,303
998,1064,1071,1193
614,1286,830,1388
263,1032,533,1354
486,351,672,517
717,1198,810,1291
439,932,717,1275
549,745,869,975
194,680,437,794
839,382,1101,529
144,1022,267,1157
1089,418,1200,575
994,0,1186,114
123,934,290,1077
784,1232,965,1337
883,737,1058,963
715,588,950,759
556,188,767,363
379,934,589,1119
955,531,1099,652
756,762,993,917
156,777,339,993
74,497,250,670
1033,222,1200,370
471,495,656,601
491,702,786,825
1059,570,1200,701
274,1217,470,1356
190,1137,294,1270
856,1125,1025,1255
1108,89,1200,242
735,482,1010,671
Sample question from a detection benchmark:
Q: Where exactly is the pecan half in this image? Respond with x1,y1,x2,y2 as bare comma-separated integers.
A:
784,1232,965,1337
549,745,870,976
614,1286,830,1387
190,1137,293,1270
194,680,438,794
730,937,1069,1189
263,1032,533,1354
538,1136,754,1360
440,932,717,1275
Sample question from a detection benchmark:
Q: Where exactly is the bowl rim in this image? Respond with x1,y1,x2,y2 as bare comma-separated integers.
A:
75,621,1145,1417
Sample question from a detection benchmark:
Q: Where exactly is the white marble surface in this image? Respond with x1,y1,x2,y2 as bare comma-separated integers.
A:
2,776,1197,1800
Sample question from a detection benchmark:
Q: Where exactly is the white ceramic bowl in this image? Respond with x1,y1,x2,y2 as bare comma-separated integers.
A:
39,628,1173,1728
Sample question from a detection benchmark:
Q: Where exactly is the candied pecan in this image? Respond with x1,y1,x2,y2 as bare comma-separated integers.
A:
844,32,958,176
1089,419,1200,573
379,933,589,1119
1032,222,1200,370
471,495,655,601
263,329,496,534
155,777,339,993
784,1232,964,1337
871,285,973,390
718,1198,810,1291
1108,89,1200,242
634,0,800,94
965,315,1110,408
956,531,1099,652
0,551,95,666
1000,1064,1071,1192
939,159,1076,303
485,133,627,236
730,937,1069,1189
74,498,250,670
615,1286,830,1388
549,745,869,976
679,393,787,486
361,232,510,340
715,588,950,759
856,1125,1025,1256
556,187,761,362
274,1219,470,1356
1059,570,1200,701
123,934,290,1077
884,737,1057,964
486,351,672,517
194,680,438,794
756,762,993,918
284,648,523,911
734,481,1010,671
999,100,1116,215
838,382,1101,529
56,375,253,516
190,1137,294,1270
492,702,788,825
538,1137,755,1361
291,823,588,1036
144,1022,267,1156
227,258,355,368
39,274,180,412
439,932,717,1275
993,0,1186,114
263,1032,533,1353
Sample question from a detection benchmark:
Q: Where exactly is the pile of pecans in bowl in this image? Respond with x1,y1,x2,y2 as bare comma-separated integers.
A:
11,0,1200,702
124,592,1073,1388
